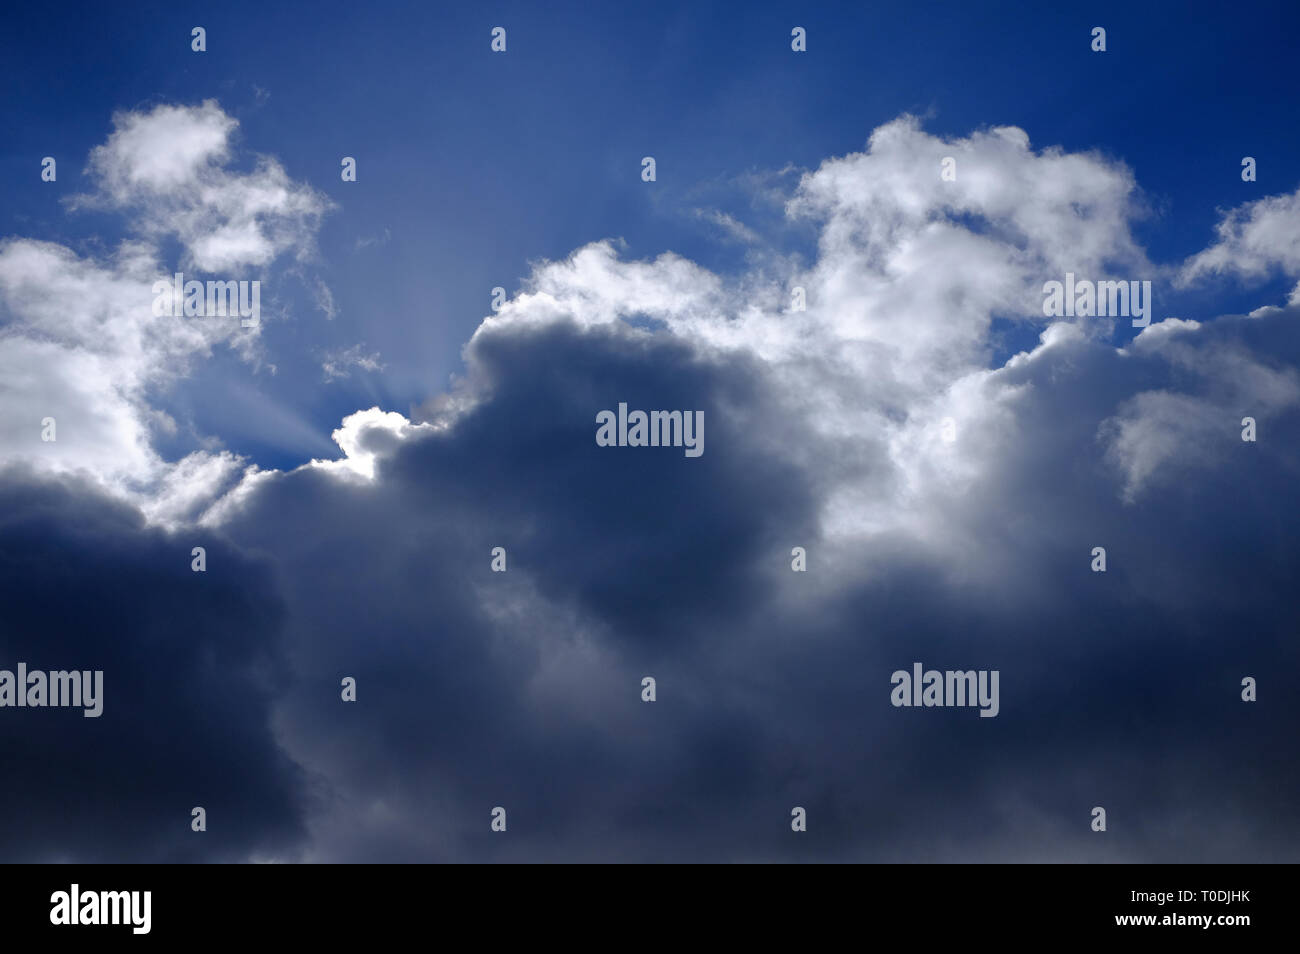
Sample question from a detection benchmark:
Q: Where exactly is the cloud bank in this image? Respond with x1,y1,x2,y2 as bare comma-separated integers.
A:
3,104,1298,862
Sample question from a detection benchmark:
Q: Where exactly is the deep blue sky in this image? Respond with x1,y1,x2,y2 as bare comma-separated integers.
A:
3,0,1297,470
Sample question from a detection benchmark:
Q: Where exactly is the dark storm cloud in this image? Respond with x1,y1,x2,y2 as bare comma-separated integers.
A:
0,469,309,862
213,319,828,861
5,96,1298,863
196,311,1300,862
2,304,1296,861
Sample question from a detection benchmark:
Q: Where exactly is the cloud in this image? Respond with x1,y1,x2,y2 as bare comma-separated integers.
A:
1180,187,1300,292
0,101,333,526
76,100,333,272
354,228,392,252
4,108,1300,861
209,308,1300,861
321,344,384,382
1101,315,1300,501
0,470,309,862
693,208,761,245
480,118,1167,540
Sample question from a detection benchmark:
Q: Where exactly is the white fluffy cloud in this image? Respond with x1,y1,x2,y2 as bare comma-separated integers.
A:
1101,315,1300,501
322,344,384,381
5,106,1300,542
468,117,1285,541
77,100,332,272
1180,188,1300,294
0,101,331,526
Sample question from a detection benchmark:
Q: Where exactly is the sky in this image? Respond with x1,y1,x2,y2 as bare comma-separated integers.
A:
0,0,1298,862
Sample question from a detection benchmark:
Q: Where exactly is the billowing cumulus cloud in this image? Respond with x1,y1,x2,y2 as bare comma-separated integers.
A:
0,101,331,525
2,104,1298,862
77,100,332,272
0,470,308,862
1180,188,1300,296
